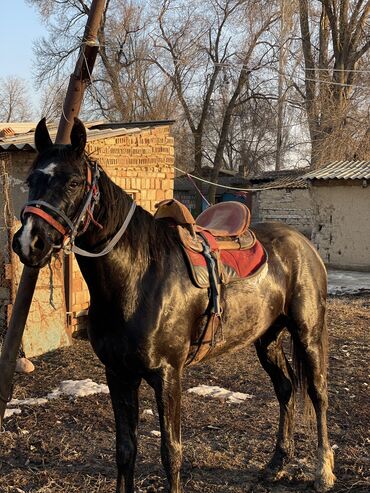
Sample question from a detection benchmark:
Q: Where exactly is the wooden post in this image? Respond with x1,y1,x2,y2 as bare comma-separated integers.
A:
0,0,107,429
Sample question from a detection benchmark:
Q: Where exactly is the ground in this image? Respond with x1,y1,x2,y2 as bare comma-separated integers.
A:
0,295,369,493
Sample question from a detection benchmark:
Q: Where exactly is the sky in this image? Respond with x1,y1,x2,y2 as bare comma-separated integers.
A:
0,1,45,114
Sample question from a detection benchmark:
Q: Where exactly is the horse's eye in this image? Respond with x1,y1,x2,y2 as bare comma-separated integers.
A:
69,180,80,189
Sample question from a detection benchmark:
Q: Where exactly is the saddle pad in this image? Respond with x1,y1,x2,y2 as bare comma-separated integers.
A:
183,239,266,288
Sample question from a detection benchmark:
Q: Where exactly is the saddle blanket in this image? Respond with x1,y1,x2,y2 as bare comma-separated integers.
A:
183,235,267,289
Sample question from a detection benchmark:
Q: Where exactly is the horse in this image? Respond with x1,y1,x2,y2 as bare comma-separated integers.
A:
12,118,336,493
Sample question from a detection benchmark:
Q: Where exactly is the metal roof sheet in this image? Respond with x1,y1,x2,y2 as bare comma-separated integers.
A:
303,160,370,180
0,123,153,151
253,176,308,189
249,167,310,182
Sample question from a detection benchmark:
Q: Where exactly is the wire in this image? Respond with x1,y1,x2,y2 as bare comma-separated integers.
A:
186,173,211,205
299,76,369,90
192,61,370,90
303,67,370,74
214,62,370,74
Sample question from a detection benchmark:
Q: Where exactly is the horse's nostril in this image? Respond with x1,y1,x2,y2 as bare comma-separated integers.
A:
34,237,45,252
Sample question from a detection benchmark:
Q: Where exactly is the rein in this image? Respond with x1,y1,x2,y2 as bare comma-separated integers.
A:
21,161,136,258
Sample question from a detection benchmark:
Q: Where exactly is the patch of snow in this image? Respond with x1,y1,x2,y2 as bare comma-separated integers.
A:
4,379,109,420
327,269,370,296
150,430,161,437
187,385,254,404
4,408,22,419
9,397,48,407
47,379,109,399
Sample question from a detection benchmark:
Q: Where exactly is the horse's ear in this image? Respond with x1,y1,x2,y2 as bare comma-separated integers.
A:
70,118,87,156
35,118,53,153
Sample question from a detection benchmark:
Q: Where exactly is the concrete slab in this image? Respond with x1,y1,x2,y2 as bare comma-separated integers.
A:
327,269,370,296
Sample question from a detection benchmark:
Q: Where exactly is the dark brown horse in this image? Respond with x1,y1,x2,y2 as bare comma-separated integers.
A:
13,119,335,492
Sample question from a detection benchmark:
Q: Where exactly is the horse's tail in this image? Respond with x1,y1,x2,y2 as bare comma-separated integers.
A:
290,316,329,424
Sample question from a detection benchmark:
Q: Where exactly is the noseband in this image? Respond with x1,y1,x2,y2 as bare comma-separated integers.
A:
21,161,136,258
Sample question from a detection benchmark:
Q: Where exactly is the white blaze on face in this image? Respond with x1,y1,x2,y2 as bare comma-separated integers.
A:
41,162,57,176
19,217,34,257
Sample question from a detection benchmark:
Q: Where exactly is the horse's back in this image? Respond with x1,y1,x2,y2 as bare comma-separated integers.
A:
253,221,327,302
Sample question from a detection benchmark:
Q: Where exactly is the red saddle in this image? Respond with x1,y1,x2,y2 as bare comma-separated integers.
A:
155,199,266,287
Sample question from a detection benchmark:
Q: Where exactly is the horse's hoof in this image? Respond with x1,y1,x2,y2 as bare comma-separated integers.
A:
314,472,336,492
261,450,293,483
315,448,336,491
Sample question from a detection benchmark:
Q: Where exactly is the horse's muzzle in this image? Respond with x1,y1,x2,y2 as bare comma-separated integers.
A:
12,224,54,268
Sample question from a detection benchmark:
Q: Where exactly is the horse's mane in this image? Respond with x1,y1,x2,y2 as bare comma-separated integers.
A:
85,155,181,266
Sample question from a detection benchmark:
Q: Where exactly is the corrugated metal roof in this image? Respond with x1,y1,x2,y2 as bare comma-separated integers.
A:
249,167,310,182
254,176,308,189
0,122,157,151
303,160,370,180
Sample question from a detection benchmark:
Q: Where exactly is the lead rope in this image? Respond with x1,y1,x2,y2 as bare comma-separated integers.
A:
48,259,57,310
186,173,211,207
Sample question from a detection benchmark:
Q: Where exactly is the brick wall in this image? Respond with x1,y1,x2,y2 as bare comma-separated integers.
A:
71,125,175,328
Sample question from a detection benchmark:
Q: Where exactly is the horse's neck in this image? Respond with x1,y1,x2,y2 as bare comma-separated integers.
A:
76,168,162,285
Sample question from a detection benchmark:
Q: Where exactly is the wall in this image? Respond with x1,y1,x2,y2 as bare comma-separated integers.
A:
252,188,313,237
310,181,370,271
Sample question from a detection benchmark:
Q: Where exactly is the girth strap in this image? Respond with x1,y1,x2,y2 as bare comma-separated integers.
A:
185,232,224,366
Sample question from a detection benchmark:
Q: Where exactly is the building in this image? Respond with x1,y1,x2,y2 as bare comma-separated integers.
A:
174,167,312,236
248,168,313,237
304,160,370,271
0,120,175,356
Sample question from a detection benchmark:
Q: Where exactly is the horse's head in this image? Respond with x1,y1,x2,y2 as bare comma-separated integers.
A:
13,118,94,267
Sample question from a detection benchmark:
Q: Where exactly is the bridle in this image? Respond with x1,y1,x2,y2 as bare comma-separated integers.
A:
21,160,136,258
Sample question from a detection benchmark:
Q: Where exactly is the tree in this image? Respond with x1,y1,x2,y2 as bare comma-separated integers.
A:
298,0,370,165
28,0,179,121
152,0,279,203
0,77,33,122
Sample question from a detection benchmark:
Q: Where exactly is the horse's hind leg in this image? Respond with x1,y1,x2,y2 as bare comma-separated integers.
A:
255,319,297,479
290,310,335,492
106,369,141,493
148,366,183,493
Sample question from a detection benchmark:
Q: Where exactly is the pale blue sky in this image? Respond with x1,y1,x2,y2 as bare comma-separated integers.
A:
0,1,45,113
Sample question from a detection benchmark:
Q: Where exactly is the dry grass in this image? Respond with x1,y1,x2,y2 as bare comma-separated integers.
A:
0,295,369,492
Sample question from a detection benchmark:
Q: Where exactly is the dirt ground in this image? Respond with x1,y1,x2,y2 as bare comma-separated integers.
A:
0,295,369,493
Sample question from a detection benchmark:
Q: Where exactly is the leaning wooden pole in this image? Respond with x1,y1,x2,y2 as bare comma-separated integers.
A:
0,0,107,429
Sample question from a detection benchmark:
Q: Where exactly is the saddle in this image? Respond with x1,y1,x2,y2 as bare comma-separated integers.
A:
155,199,256,253
155,199,267,365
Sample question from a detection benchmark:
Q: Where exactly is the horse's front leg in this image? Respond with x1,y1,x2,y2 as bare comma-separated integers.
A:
149,365,183,493
106,368,141,493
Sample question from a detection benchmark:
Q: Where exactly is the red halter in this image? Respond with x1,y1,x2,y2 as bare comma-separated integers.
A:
22,162,100,244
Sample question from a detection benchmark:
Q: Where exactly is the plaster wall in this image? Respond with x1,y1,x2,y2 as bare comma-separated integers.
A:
252,188,313,237
311,182,370,271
